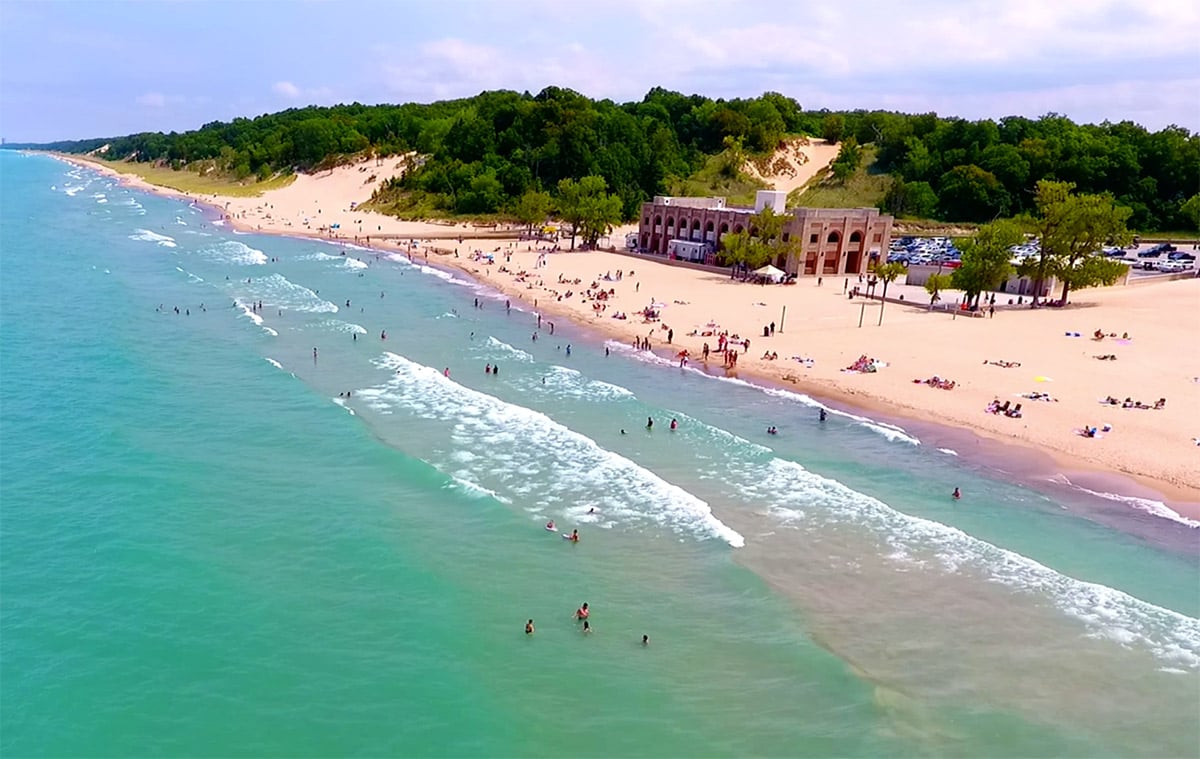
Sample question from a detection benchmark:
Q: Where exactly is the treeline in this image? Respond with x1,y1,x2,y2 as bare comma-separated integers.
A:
24,87,1200,230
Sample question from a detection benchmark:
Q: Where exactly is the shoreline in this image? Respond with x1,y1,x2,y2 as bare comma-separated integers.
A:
51,152,1200,524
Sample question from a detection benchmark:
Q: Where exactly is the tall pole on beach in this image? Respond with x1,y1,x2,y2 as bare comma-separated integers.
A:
779,305,786,333
858,302,866,328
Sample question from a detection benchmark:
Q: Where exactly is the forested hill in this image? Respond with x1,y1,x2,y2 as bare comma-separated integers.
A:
16,87,1200,230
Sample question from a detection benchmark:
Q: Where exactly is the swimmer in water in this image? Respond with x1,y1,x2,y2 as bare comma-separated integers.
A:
582,620,591,634
953,487,961,500
646,417,654,430
525,619,535,635
568,529,579,543
669,418,678,430
620,429,627,435
819,408,827,422
588,507,597,514
575,603,589,620
642,634,649,646
546,520,555,531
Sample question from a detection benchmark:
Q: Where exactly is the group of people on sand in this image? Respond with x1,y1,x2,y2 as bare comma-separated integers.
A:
983,359,1021,368
1092,329,1131,341
1100,396,1166,410
914,376,956,390
844,355,883,373
1079,423,1113,438
986,399,1023,418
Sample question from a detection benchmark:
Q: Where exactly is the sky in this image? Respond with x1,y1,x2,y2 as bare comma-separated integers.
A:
1,0,1197,142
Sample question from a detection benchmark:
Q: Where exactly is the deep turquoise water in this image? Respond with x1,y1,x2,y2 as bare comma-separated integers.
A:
1,152,1197,757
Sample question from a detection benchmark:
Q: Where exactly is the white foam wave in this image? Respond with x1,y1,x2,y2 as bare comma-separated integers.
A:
212,219,226,226
727,456,1200,669
358,352,744,547
175,218,188,226
128,229,177,248
312,319,368,334
484,336,534,363
331,397,356,416
604,339,921,446
230,273,338,314
264,358,283,369
535,364,638,402
203,239,267,265
446,476,511,503
235,302,277,335
938,448,959,456
1053,476,1200,528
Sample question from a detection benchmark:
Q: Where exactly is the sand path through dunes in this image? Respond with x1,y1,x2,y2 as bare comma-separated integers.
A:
744,139,842,196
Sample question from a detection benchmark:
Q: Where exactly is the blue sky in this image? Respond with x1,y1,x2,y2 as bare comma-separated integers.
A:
1,0,1196,142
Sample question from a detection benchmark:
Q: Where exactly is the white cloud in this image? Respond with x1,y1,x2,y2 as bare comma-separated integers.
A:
366,0,1199,128
273,80,301,98
272,80,334,102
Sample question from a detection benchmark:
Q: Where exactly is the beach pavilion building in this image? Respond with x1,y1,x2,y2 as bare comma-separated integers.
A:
636,191,893,277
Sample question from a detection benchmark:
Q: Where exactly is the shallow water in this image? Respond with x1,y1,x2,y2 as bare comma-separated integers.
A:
2,153,1197,757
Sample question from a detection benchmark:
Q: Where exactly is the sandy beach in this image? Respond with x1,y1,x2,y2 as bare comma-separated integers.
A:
58,153,1200,513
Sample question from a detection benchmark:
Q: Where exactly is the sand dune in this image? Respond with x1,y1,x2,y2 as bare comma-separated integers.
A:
743,138,842,196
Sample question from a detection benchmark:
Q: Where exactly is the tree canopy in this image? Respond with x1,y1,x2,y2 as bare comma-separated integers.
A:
17,89,1196,230
952,219,1024,306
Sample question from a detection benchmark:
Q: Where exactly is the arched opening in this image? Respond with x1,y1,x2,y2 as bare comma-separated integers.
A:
719,222,730,237
653,215,662,230
665,217,675,234
691,219,702,240
705,221,715,242
827,231,841,244
734,224,745,234
750,226,760,238
846,230,864,273
643,216,650,227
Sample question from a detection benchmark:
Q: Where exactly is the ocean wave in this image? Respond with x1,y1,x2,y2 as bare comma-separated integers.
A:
311,319,368,334
539,365,638,402
264,358,283,369
358,351,744,548
228,273,338,314
604,339,921,446
331,397,356,416
938,448,959,456
1051,475,1200,529
202,239,267,266
483,336,534,363
730,456,1200,669
128,229,177,248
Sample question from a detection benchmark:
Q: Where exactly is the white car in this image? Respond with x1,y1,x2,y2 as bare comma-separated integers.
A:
1156,261,1191,272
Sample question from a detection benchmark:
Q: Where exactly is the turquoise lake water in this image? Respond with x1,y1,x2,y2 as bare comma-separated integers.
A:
1,151,1197,757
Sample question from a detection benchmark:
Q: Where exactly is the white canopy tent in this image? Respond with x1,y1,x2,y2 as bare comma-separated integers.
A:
754,264,786,283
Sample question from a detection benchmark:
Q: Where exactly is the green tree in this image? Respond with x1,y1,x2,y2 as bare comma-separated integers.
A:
1031,180,1133,303
924,273,954,310
513,189,551,236
831,137,862,181
720,207,792,271
821,114,845,143
937,164,1010,221
873,261,907,325
1180,193,1200,232
556,175,621,249
883,178,938,217
952,219,1024,306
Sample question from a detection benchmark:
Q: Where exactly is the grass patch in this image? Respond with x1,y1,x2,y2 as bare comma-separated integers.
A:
97,160,295,197
789,145,892,209
669,149,768,206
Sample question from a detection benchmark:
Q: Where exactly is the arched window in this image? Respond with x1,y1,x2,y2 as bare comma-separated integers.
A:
827,231,841,244
719,223,730,235
666,216,675,230
734,224,745,234
643,216,650,226
849,230,863,243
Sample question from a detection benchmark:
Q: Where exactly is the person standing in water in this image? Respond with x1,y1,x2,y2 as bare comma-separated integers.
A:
568,529,579,543
575,602,589,620
642,635,650,646
646,417,654,430
953,487,961,500
525,619,535,635
819,408,827,422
